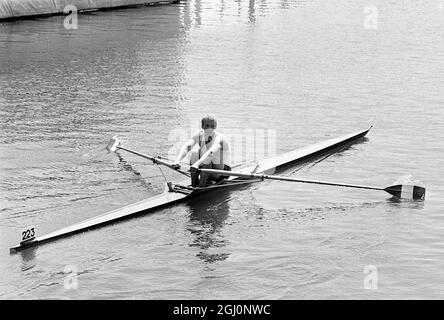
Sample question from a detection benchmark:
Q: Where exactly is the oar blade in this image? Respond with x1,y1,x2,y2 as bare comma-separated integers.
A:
384,185,426,200
106,135,120,152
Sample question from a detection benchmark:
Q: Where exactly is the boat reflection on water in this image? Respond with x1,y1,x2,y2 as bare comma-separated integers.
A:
186,188,235,265
19,247,37,271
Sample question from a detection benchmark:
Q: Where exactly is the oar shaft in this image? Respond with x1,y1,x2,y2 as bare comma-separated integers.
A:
117,146,176,170
199,168,385,191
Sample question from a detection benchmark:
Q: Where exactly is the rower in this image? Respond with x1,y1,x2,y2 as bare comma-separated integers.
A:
172,114,231,187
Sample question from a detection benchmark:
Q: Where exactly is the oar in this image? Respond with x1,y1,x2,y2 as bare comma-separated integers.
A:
106,136,187,174
198,168,426,200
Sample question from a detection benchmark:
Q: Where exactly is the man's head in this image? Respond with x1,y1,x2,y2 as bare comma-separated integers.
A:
201,114,217,136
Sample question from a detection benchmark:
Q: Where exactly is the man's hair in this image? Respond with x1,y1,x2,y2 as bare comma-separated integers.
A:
201,114,217,127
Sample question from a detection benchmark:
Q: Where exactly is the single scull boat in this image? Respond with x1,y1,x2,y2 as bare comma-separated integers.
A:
10,126,380,253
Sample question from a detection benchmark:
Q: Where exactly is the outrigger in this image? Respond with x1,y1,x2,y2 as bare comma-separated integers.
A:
9,126,425,254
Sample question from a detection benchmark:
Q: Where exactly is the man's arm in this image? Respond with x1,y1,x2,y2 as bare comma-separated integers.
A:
174,139,195,164
172,131,200,169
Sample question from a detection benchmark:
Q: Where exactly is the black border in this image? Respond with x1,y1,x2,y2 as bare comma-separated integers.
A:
0,299,437,319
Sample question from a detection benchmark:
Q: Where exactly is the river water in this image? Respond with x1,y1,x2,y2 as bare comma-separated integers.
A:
1,0,443,299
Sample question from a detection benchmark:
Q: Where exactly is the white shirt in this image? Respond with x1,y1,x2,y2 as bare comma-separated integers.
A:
191,130,231,167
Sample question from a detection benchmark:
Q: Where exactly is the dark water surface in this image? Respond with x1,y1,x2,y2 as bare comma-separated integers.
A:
1,0,443,299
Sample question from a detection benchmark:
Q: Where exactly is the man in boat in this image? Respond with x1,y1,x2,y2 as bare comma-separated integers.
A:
172,114,231,187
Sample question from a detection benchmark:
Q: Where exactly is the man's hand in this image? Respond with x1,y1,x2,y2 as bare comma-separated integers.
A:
171,162,181,170
190,161,201,173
